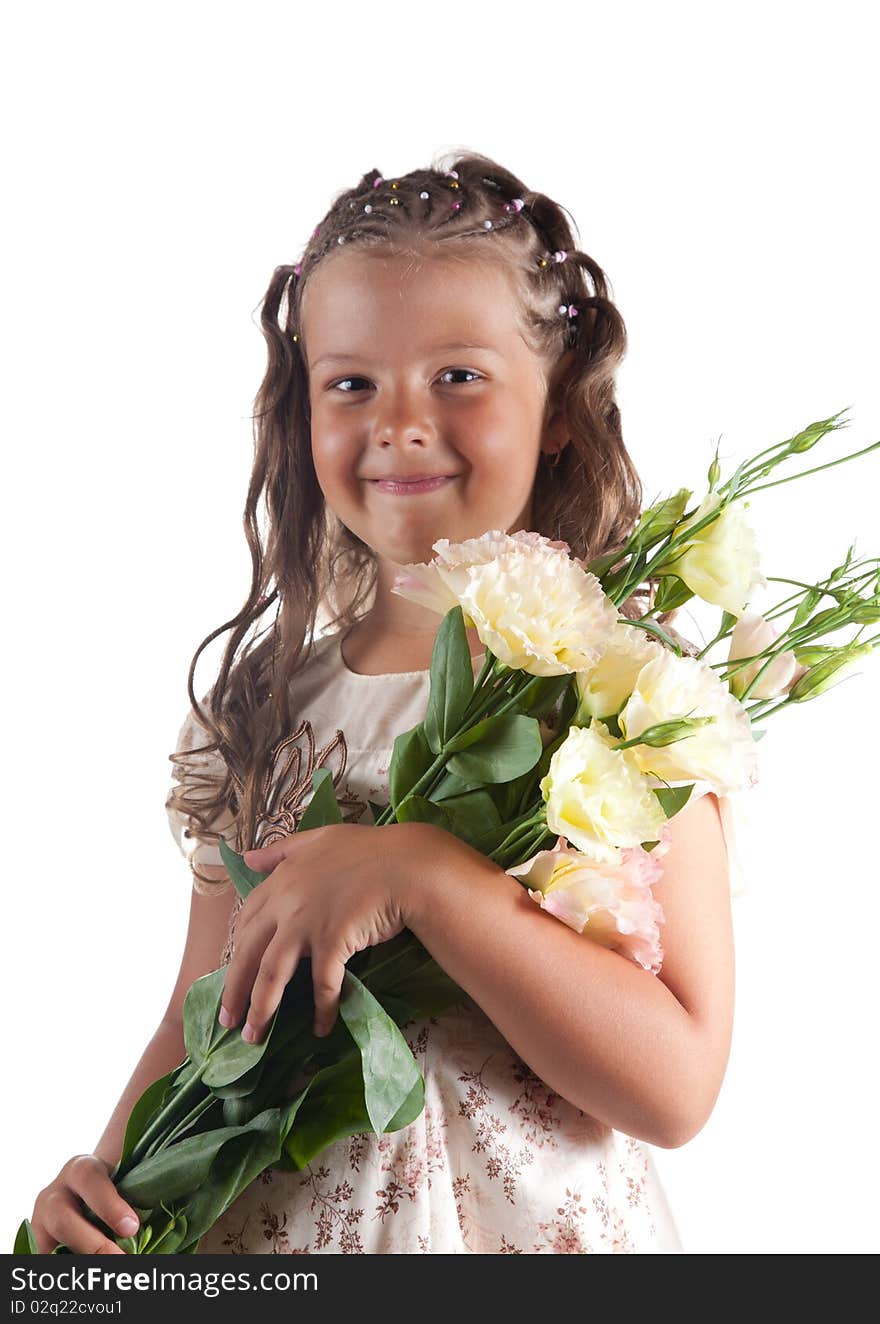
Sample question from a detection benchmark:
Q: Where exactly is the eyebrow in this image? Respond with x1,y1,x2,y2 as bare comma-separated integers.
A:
310,342,503,370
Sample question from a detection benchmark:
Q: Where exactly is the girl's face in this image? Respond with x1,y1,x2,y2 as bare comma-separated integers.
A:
301,249,568,568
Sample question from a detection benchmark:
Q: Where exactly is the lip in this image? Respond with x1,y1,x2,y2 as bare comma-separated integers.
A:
369,475,457,494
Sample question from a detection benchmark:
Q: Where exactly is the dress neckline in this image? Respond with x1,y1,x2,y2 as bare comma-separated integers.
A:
333,626,486,681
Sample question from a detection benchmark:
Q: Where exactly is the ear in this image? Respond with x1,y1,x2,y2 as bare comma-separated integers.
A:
541,349,576,457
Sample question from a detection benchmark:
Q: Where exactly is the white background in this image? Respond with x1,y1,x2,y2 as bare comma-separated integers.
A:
3,0,878,1255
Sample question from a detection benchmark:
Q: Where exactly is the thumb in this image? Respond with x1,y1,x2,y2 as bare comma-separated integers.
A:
242,841,291,871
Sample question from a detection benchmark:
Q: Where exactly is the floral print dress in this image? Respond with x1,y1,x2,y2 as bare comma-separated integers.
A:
166,626,745,1254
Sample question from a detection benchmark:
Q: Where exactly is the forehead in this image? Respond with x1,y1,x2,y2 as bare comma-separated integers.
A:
300,249,525,361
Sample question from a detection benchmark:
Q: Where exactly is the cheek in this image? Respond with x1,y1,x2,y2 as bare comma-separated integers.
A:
311,425,358,493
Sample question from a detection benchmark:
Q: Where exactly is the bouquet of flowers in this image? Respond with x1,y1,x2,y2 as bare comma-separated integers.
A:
16,408,879,1254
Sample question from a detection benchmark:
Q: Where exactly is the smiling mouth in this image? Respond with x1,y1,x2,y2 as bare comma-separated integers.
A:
369,476,458,495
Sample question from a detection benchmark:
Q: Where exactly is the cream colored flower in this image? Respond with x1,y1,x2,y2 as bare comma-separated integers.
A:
619,649,758,794
727,610,799,700
539,721,668,865
575,620,664,719
654,491,767,616
392,529,618,677
506,831,672,974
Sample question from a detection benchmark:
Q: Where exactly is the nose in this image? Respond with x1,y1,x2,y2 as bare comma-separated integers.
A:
373,382,438,449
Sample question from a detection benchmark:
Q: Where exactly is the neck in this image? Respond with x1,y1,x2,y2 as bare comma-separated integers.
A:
344,557,484,664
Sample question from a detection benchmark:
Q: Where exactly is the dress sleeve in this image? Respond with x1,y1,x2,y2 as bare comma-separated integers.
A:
165,699,238,895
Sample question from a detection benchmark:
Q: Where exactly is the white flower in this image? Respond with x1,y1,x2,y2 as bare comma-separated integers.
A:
654,491,767,617
540,721,668,865
392,529,618,677
506,831,672,974
727,610,799,700
575,620,664,719
619,649,759,794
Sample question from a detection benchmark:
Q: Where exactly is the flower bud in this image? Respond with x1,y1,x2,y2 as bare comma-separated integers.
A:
635,488,693,544
788,409,848,453
851,604,880,624
787,643,873,702
619,715,716,748
707,452,722,492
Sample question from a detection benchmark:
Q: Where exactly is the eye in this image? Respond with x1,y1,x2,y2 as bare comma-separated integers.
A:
328,368,483,393
438,368,483,386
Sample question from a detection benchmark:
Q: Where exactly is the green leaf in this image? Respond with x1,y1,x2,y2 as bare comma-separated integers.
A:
118,1068,176,1167
201,1000,281,1087
338,969,423,1134
211,1055,269,1100
389,723,434,812
446,714,543,784
514,673,571,720
433,789,501,846
394,794,453,830
218,838,266,900
171,1109,285,1249
116,1107,283,1207
282,1054,368,1167
652,574,695,614
182,967,227,1065
469,819,520,857
653,783,695,817
429,769,485,801
423,606,475,755
368,798,388,822
625,616,684,655
14,1218,39,1254
297,766,344,831
282,1052,425,1170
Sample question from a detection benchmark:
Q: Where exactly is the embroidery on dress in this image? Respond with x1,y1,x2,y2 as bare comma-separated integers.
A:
221,719,369,967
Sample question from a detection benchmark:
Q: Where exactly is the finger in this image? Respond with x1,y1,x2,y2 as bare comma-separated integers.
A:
69,1156,141,1243
46,1193,126,1255
219,915,278,1028
243,838,298,874
29,1217,54,1255
242,936,302,1044
231,880,272,940
311,947,347,1038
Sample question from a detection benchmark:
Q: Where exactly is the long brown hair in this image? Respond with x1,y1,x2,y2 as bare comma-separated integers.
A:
167,147,673,894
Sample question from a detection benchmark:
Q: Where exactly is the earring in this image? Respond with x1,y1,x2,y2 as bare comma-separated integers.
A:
544,448,563,468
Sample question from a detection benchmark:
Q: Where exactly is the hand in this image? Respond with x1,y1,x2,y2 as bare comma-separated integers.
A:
30,1154,139,1254
218,821,429,1043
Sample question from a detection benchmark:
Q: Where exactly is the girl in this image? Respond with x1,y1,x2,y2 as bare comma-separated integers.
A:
30,150,737,1255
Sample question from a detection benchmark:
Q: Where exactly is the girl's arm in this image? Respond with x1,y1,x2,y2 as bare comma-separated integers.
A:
93,879,238,1167
404,792,734,1150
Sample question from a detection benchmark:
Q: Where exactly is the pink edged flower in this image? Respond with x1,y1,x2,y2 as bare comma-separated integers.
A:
506,828,673,975
391,529,618,677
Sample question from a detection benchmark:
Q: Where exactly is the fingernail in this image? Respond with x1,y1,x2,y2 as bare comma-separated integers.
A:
241,1022,256,1043
118,1215,138,1236
218,1006,233,1028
